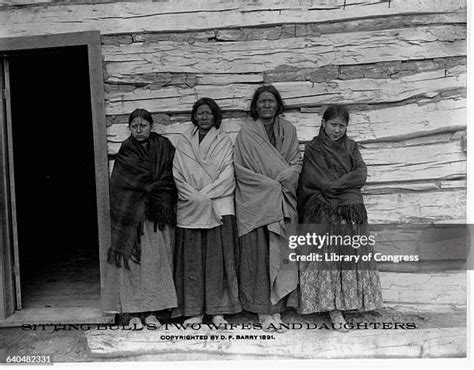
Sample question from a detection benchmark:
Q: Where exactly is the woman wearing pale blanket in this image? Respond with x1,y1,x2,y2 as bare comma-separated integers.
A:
173,97,241,326
234,85,302,332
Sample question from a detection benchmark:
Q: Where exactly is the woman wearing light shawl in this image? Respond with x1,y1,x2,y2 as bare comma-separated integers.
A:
103,108,178,330
173,98,241,326
297,105,383,330
234,85,302,332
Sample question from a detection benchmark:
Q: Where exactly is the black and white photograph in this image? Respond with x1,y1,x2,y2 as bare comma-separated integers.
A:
0,0,471,367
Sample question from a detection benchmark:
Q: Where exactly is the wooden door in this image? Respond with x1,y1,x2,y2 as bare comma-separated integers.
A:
0,57,21,319
0,32,111,323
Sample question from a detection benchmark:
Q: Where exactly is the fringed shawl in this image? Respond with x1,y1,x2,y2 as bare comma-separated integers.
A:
298,126,367,223
234,116,302,303
108,132,177,269
173,125,235,229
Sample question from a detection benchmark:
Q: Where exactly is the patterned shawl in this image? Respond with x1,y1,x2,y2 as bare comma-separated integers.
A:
234,116,302,303
173,125,235,229
298,126,367,223
108,132,177,269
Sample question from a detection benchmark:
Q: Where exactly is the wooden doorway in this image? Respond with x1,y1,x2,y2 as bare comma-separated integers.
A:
0,32,112,326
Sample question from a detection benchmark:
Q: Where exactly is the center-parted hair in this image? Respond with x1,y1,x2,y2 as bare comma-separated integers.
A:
322,105,350,124
249,84,285,121
129,108,153,126
191,97,223,129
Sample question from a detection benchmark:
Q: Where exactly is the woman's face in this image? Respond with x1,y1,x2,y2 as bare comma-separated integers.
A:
323,116,347,141
256,91,278,120
129,117,152,142
195,104,215,134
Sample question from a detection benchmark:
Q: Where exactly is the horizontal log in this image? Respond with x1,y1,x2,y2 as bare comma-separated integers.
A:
373,224,470,260
0,0,466,37
365,188,465,223
214,13,467,42
381,271,466,305
277,67,467,109
363,179,466,194
107,122,466,184
106,73,265,87
106,120,241,145
86,325,467,359
362,139,465,184
105,57,467,88
103,25,466,78
284,97,466,142
105,66,466,115
377,260,467,273
265,57,467,84
107,156,465,223
383,302,466,314
103,158,463,197
106,96,466,144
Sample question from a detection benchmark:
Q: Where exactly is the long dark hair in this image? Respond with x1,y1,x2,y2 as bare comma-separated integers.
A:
191,97,222,129
128,108,153,125
249,85,285,121
322,105,350,124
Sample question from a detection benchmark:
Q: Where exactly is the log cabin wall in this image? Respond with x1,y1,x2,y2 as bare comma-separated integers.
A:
0,0,467,226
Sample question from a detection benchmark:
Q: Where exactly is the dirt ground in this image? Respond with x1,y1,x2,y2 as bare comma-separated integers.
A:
0,308,466,363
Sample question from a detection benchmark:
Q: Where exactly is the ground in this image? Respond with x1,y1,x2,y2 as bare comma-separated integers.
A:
0,308,466,363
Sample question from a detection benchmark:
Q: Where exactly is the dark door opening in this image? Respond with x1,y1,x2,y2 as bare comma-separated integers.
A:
7,46,100,309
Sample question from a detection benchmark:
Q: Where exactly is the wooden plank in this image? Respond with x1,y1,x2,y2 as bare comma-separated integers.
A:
0,307,114,327
2,58,21,310
363,179,466,194
23,282,100,290
284,97,467,143
108,157,466,223
103,25,466,77
106,73,265,86
0,0,466,38
25,300,100,308
23,290,100,297
104,66,467,115
380,271,466,306
365,188,466,223
106,96,466,144
276,67,467,109
0,31,100,51
86,326,467,359
362,139,465,184
373,224,469,261
214,13,467,42
108,126,466,184
0,59,16,320
384,302,466,314
87,40,112,299
377,260,467,273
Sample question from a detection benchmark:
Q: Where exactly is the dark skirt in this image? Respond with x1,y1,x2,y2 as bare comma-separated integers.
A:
237,226,291,314
173,215,242,317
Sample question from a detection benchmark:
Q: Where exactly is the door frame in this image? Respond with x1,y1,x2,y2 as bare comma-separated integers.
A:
0,31,110,320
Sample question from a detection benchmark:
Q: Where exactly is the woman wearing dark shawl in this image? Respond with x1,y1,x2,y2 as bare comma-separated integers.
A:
172,98,241,326
234,85,302,332
297,105,383,330
103,108,178,329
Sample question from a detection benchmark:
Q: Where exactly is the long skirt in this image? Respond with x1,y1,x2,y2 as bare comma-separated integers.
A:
238,226,293,314
298,206,383,314
173,215,241,317
102,221,177,314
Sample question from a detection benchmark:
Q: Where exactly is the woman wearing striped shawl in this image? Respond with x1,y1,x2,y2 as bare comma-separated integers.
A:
103,109,178,329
